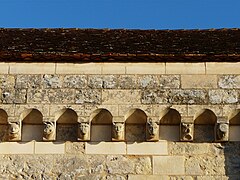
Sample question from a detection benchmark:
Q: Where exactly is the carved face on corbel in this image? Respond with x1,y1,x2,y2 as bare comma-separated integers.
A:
43,121,56,141
112,122,125,141
146,119,159,141
8,122,21,141
180,122,194,141
215,123,229,142
78,122,90,141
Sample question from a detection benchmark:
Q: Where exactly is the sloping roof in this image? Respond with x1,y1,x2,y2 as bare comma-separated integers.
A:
0,28,240,62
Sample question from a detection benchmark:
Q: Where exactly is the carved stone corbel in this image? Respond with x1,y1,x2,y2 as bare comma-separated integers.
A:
215,122,229,142
180,122,194,142
43,121,56,141
146,117,159,141
78,122,90,141
112,122,125,141
8,121,22,141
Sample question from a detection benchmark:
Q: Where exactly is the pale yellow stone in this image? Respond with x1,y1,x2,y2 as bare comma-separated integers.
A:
159,126,180,141
128,175,169,180
206,62,240,74
0,104,15,117
15,104,50,117
102,90,141,105
171,105,188,117
166,63,205,74
118,104,152,117
181,75,217,88
84,104,119,117
127,141,168,155
0,63,9,74
229,126,240,141
85,142,126,154
56,63,101,74
153,156,185,175
35,142,65,154
91,125,112,142
101,63,126,74
126,63,165,74
9,63,55,74
188,105,223,117
0,142,34,154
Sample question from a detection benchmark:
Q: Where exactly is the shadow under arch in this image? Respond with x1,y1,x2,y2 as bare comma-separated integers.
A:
194,108,217,142
125,108,147,142
90,108,113,142
0,109,8,141
159,108,181,141
21,108,43,141
55,108,78,141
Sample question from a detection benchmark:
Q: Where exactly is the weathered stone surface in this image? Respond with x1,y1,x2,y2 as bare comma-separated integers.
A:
27,89,49,103
196,176,229,180
15,75,42,88
48,89,75,104
181,75,217,89
76,89,101,104
141,90,168,104
209,90,239,104
88,75,118,89
170,176,193,180
218,75,240,89
168,142,185,155
1,89,15,104
129,175,169,180
43,74,63,88
185,155,225,175
63,75,87,88
159,75,180,89
14,89,27,103
139,75,159,89
0,75,15,89
119,75,138,89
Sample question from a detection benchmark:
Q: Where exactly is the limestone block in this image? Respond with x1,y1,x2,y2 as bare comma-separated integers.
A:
214,122,229,142
43,121,56,141
85,142,126,154
9,63,55,74
1,88,27,104
206,62,240,74
15,104,49,117
180,122,194,142
218,75,240,88
56,63,102,74
48,89,75,104
159,75,180,88
65,142,85,154
168,142,185,155
88,75,118,89
153,156,185,175
119,75,139,89
209,89,238,104
84,104,118,117
14,89,27,103
27,89,50,104
119,104,152,117
35,142,65,154
166,63,205,74
128,175,169,180
76,89,101,104
0,142,34,154
43,74,63,89
0,75,15,89
181,75,217,88
159,126,180,141
15,75,42,89
138,75,159,89
127,141,168,155
0,63,9,74
102,90,141,105
229,126,240,141
78,122,90,141
63,75,87,88
8,121,22,141
126,63,165,74
0,104,15,117
112,122,125,141
102,63,126,74
184,143,209,155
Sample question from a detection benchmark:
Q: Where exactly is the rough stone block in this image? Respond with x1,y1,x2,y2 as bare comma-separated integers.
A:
218,75,240,88
128,175,169,180
76,89,101,104
209,90,238,104
88,75,118,89
65,142,85,154
15,75,42,89
0,75,15,89
102,90,141,105
27,89,50,104
43,74,63,88
35,142,65,154
48,89,75,104
159,75,180,88
206,62,240,74
119,75,139,89
166,63,205,74
85,142,126,154
138,75,159,89
153,156,185,175
63,75,87,88
127,141,168,155
0,142,34,154
181,75,217,88
126,63,165,74
9,63,55,74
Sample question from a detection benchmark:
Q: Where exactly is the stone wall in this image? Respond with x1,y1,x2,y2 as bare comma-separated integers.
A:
0,62,239,179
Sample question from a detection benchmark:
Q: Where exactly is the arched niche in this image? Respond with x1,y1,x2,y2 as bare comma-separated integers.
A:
0,109,8,141
21,109,43,141
194,109,217,142
55,108,78,141
90,108,113,142
125,108,147,142
228,109,240,141
159,108,181,141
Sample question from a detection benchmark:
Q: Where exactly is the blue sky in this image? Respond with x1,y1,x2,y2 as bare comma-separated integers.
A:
0,0,240,29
